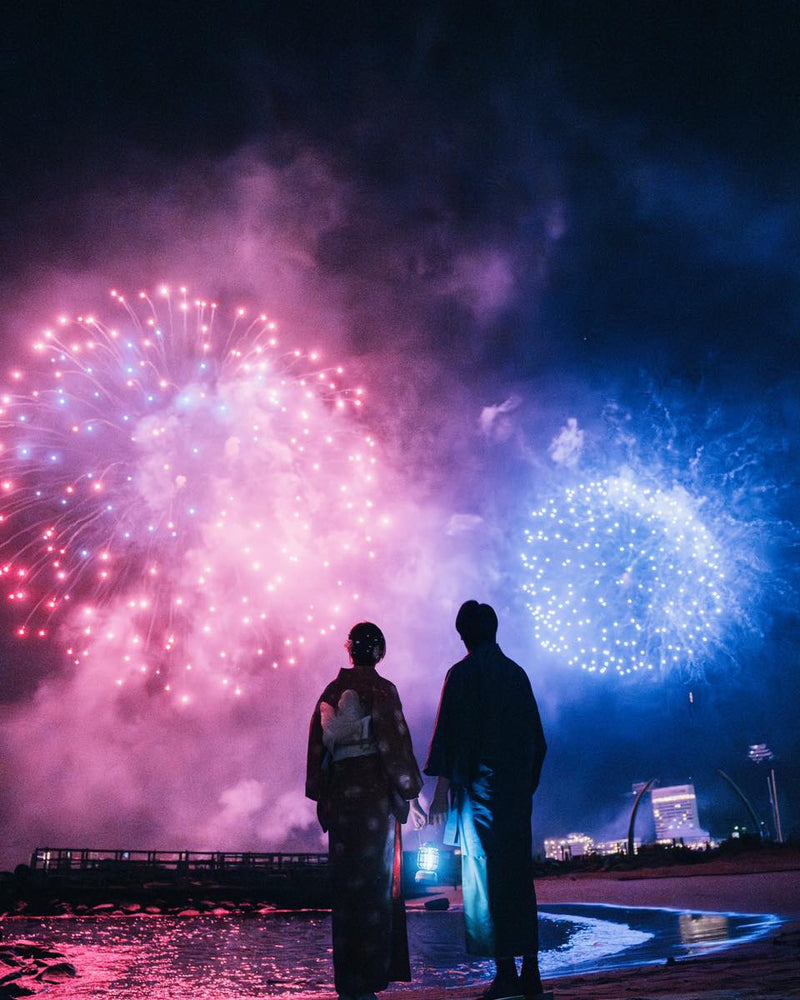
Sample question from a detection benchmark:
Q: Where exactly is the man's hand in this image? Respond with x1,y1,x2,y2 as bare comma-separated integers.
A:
428,776,451,826
409,798,427,830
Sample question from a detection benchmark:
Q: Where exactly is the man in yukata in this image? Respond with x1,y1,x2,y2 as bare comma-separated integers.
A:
426,601,550,1000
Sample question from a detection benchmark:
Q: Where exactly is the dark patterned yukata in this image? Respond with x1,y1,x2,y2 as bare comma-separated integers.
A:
424,641,547,957
306,663,423,996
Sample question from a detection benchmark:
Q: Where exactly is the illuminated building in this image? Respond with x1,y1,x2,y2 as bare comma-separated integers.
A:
545,833,636,859
593,838,635,856
650,783,710,845
544,832,594,860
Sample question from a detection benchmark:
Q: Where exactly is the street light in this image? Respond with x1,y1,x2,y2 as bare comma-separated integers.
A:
748,744,783,843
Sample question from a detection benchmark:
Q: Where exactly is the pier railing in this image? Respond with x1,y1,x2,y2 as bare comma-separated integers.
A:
30,848,328,874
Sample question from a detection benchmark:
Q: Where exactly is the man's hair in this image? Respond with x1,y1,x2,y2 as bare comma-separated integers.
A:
346,621,386,664
455,600,498,648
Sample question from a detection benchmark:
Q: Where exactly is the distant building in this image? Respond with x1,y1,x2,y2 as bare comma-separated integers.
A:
650,783,710,846
545,833,636,860
593,838,634,856
544,832,594,860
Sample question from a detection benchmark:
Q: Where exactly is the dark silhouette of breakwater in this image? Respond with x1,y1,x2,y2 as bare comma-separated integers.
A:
1,846,462,916
4,848,332,916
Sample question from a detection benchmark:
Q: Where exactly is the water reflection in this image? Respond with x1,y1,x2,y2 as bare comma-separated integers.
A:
679,912,731,946
0,904,779,999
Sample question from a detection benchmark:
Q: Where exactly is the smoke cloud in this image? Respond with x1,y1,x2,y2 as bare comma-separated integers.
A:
1,6,798,865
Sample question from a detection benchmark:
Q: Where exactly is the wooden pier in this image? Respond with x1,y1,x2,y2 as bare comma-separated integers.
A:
30,847,328,875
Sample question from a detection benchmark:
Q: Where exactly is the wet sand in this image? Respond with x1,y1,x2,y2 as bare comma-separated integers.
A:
403,863,800,1000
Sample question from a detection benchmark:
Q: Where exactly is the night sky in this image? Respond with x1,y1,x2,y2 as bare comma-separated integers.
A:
0,2,798,866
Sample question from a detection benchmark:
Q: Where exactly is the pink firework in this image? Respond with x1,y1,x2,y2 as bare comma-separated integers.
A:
0,285,389,703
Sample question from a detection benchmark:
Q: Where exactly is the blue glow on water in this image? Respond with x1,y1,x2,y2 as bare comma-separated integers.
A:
0,904,780,999
536,903,781,975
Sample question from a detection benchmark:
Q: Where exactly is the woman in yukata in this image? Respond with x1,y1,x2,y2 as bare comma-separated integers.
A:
306,622,427,1000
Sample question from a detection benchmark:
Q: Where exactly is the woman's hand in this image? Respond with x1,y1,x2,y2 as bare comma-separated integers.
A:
409,798,427,830
428,776,451,826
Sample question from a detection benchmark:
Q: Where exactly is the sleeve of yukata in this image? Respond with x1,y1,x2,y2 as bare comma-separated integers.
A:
423,664,478,784
529,691,547,794
305,693,328,802
371,681,423,801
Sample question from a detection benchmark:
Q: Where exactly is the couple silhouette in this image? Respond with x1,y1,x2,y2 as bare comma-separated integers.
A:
306,602,550,1000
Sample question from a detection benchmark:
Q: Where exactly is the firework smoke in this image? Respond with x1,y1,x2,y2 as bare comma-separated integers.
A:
0,258,485,862
1,286,390,703
0,124,796,862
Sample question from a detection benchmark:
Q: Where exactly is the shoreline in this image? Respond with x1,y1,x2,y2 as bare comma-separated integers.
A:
536,866,800,999
537,865,800,920
408,865,800,1000
2,862,798,998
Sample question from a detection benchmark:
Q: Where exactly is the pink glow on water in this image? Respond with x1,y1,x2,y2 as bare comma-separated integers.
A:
0,905,779,998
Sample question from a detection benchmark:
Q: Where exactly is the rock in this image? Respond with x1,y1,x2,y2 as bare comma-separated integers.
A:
0,984,36,998
144,906,162,914
8,945,63,961
210,907,230,916
92,903,115,913
177,909,201,917
120,902,142,914
35,961,77,982
0,941,80,997
9,967,36,980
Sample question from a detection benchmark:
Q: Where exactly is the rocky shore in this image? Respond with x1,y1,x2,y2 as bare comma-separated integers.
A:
0,942,76,999
0,864,322,919
1,889,282,920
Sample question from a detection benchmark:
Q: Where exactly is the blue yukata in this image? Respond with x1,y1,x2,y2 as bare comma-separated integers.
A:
424,641,547,957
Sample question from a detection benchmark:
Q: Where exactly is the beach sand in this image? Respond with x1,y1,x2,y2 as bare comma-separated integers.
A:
405,861,800,1000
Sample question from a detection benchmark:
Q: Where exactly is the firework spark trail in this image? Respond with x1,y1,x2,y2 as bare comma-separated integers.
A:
520,471,735,677
0,285,391,704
